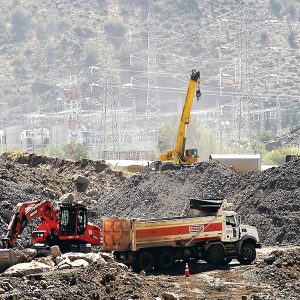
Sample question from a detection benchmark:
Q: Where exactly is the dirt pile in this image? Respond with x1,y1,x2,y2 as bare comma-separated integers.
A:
0,251,167,300
244,247,300,300
0,152,126,203
95,159,300,246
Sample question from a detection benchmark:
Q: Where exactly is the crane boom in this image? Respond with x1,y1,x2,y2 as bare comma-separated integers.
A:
157,70,201,171
175,70,201,159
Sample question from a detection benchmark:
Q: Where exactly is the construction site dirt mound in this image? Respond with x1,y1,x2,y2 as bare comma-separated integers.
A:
0,152,126,204
244,247,300,300
95,160,300,246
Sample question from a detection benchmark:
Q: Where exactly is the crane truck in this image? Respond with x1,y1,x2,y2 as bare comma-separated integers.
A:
102,199,261,272
156,69,201,171
0,199,101,262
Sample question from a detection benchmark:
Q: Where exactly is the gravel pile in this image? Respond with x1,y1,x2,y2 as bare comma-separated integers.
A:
244,247,300,300
0,252,167,300
95,159,300,246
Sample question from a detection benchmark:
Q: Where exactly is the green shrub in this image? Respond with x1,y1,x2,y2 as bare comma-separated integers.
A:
263,146,300,165
104,19,127,37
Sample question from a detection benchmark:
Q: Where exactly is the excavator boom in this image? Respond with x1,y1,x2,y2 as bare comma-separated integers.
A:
2,199,59,248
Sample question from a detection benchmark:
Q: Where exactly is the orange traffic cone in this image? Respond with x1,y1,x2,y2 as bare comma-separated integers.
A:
184,262,190,277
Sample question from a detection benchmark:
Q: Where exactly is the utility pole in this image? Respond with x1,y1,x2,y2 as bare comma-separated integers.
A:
146,0,160,131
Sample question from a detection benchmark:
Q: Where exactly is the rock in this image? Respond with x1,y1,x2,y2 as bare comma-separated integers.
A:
37,256,55,267
76,175,89,185
96,255,107,266
86,189,99,197
264,255,276,265
100,252,115,264
0,288,5,294
60,193,75,204
3,262,51,277
71,259,89,268
117,263,129,272
22,248,37,259
50,245,61,258
62,252,93,263
56,257,72,269
58,264,72,270
55,256,64,265
160,292,177,300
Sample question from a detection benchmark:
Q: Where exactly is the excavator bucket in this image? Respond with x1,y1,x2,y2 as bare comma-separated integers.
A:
0,249,17,272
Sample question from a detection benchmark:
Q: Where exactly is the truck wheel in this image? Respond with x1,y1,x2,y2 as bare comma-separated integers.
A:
157,248,175,270
161,163,177,171
206,244,225,265
137,251,154,272
237,243,256,265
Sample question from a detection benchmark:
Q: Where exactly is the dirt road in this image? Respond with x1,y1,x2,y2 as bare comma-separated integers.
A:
145,246,300,300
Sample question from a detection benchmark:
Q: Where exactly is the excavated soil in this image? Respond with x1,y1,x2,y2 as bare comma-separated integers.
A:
1,152,300,246
95,160,300,246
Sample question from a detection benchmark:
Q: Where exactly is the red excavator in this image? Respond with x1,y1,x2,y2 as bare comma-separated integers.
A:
0,199,100,251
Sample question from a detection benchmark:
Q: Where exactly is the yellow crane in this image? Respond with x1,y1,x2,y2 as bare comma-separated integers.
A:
156,69,201,171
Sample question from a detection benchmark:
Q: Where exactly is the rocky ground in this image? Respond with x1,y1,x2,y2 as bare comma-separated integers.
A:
0,152,299,299
0,246,299,300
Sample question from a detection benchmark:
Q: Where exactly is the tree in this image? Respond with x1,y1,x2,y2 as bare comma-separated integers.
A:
157,117,218,160
11,7,29,42
67,142,87,161
263,146,300,165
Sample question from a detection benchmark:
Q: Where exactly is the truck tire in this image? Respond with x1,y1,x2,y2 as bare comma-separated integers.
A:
237,243,256,265
206,244,225,265
157,248,175,270
136,251,154,272
161,163,177,171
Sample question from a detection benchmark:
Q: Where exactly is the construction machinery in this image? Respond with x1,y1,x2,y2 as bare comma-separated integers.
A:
0,199,100,253
102,198,261,272
156,69,201,171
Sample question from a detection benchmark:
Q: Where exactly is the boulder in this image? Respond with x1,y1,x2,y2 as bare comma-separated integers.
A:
50,246,61,258
3,262,51,277
37,256,55,267
71,259,89,268
75,175,89,185
22,249,37,259
160,292,177,300
62,252,93,264
60,193,75,204
100,252,115,264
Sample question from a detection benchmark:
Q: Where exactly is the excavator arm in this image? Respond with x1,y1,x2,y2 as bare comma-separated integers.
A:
2,199,60,248
174,69,201,161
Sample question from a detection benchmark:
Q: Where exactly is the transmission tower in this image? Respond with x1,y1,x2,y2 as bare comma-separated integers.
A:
97,52,120,160
57,64,81,157
233,1,252,150
146,0,160,130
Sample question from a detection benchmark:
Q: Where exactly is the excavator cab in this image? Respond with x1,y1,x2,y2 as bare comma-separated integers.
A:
59,204,87,236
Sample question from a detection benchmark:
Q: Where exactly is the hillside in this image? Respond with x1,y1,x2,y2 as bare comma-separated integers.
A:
0,0,299,133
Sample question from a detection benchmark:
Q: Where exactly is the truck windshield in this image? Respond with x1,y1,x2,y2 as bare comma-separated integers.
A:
226,215,236,227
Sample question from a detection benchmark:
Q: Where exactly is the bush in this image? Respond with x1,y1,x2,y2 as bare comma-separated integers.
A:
263,146,300,165
11,7,29,42
270,0,284,18
104,19,127,37
288,31,298,49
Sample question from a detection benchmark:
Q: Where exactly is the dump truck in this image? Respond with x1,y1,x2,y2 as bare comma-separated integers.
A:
102,199,261,272
156,69,201,171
